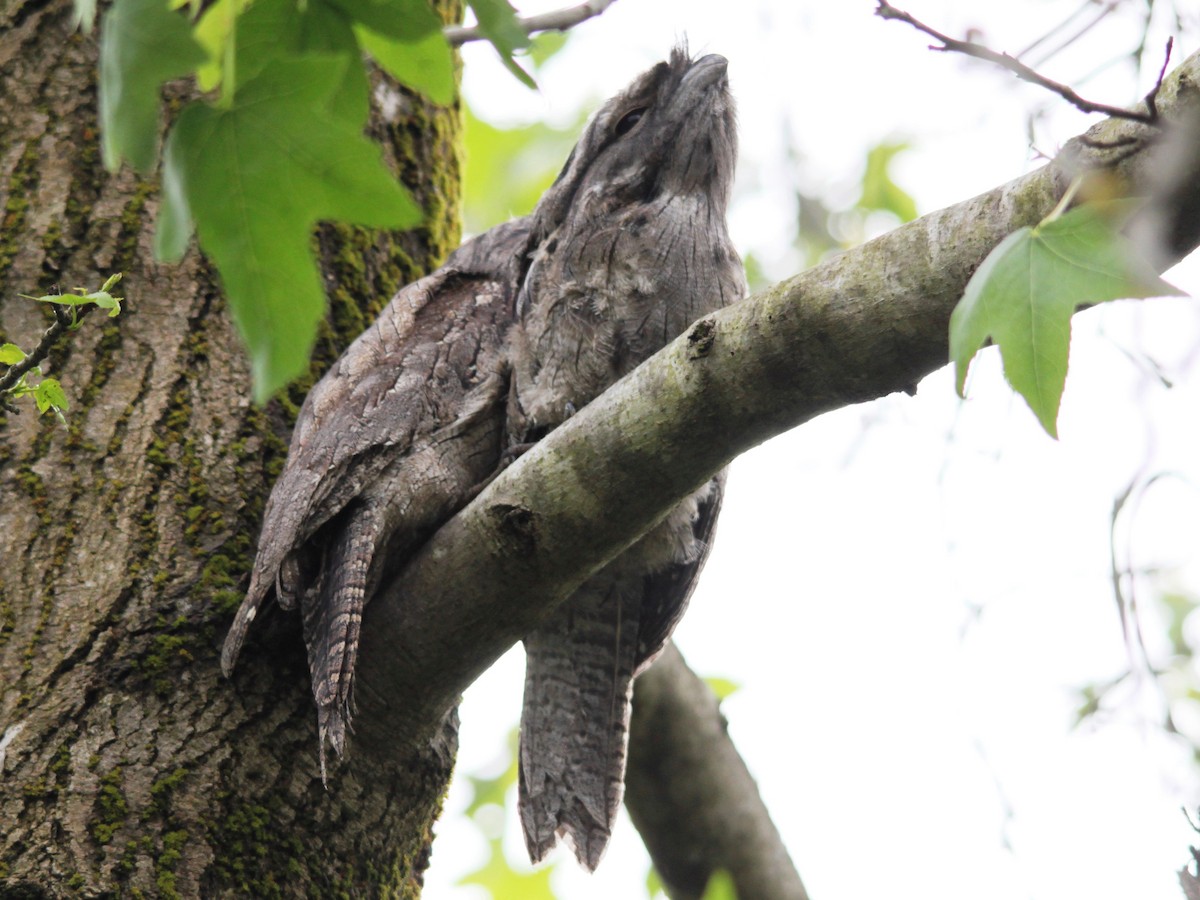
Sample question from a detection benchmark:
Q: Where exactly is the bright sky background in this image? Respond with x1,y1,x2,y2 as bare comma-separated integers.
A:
426,2,1200,898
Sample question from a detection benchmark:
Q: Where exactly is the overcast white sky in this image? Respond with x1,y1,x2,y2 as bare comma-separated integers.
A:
426,3,1200,898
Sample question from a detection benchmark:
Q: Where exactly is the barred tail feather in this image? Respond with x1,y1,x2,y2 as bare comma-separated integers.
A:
518,580,641,870
301,503,379,782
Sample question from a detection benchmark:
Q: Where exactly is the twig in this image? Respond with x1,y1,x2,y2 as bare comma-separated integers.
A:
1020,1,1120,68
444,0,617,47
874,1,1166,126
1145,37,1174,121
1017,0,1114,61
0,303,91,396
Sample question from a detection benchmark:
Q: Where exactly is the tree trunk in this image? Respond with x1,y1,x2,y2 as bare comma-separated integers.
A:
0,2,464,896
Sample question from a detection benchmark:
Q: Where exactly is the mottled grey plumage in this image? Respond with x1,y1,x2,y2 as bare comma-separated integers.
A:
221,47,741,866
508,49,742,869
221,220,530,775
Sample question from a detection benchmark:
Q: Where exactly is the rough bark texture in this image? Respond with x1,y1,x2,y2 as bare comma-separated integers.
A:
627,646,808,900
0,1,465,896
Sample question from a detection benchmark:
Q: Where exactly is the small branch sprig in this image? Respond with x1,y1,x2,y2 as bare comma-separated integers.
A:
0,273,123,422
874,0,1172,125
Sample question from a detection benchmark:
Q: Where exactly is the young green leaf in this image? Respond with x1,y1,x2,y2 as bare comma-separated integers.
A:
192,0,241,93
467,0,535,88
89,291,123,316
949,204,1184,437
456,841,556,899
34,378,68,416
23,284,122,316
463,107,581,232
526,31,568,71
646,865,667,899
155,56,422,402
99,0,207,173
700,870,739,900
234,0,369,127
327,0,443,41
858,141,918,223
703,676,741,701
356,27,456,106
0,343,26,365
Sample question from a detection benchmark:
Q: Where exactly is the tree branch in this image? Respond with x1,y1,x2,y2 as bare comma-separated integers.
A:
354,47,1200,755
627,645,810,900
444,0,617,47
341,46,1200,885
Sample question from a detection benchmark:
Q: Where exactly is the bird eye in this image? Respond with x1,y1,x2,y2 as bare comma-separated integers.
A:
615,108,646,136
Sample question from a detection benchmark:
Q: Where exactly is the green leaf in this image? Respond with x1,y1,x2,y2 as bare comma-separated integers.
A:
527,30,568,70
457,726,557,898
234,0,368,127
1074,684,1102,723
701,870,738,900
99,0,207,174
30,292,88,306
34,378,68,415
463,107,580,232
90,291,123,316
0,343,26,365
457,835,556,898
858,141,917,223
24,282,121,315
192,0,243,93
465,728,519,816
357,26,455,106
467,0,535,88
704,676,741,701
646,865,666,898
1160,591,1199,657
949,204,1184,437
156,56,422,401
327,0,442,40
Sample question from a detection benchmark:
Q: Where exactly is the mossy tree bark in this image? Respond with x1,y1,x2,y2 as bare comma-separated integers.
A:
0,1,465,896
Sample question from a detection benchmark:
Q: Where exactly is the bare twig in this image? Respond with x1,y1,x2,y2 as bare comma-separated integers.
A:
1017,0,1117,61
874,0,1164,125
0,303,89,396
444,0,617,47
1145,37,1174,121
1020,1,1120,68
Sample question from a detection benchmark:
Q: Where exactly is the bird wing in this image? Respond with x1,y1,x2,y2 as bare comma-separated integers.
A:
633,471,726,672
221,221,530,676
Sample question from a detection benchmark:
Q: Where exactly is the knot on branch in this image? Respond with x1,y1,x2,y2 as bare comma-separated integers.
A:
488,503,539,556
687,318,718,359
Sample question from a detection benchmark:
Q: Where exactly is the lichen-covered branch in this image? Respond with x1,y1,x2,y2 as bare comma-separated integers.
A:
353,47,1200,747
627,645,810,900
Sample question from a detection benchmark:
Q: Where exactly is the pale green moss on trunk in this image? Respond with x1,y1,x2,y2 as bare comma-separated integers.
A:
1,0,467,894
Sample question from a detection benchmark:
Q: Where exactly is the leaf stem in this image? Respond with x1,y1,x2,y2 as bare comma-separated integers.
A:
0,304,89,396
1044,177,1083,224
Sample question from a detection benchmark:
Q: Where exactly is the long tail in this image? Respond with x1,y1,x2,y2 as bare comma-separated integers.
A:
518,579,641,871
300,503,379,782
